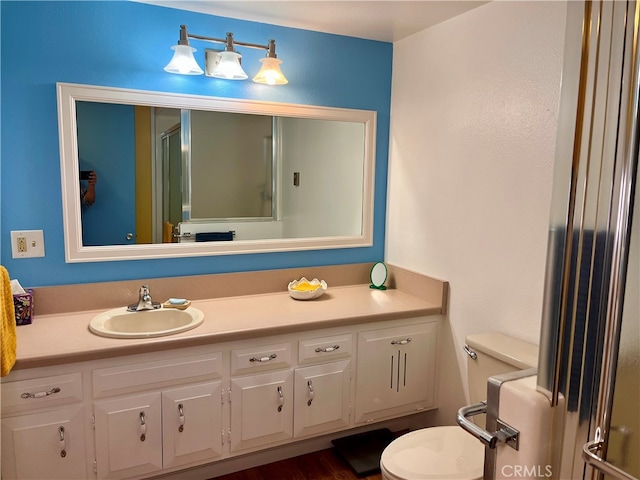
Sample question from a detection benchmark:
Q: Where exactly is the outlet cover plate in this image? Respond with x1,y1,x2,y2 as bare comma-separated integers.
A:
11,230,45,258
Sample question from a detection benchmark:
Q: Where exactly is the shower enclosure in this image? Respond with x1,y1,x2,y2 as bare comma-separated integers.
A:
538,1,639,479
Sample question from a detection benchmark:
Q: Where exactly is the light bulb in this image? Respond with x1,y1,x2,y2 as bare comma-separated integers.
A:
210,51,248,80
253,57,288,85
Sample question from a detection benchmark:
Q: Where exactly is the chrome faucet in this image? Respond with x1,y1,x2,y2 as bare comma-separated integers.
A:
127,284,161,312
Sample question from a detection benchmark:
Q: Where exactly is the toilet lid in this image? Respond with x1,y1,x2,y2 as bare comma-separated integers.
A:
380,426,484,480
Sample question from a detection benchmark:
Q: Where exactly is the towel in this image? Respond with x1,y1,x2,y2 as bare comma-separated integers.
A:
195,231,234,242
1,265,17,377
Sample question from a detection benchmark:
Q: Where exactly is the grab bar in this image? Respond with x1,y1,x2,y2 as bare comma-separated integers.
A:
583,440,639,480
456,401,519,450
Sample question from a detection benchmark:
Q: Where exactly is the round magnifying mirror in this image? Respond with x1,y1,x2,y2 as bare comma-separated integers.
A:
370,262,388,290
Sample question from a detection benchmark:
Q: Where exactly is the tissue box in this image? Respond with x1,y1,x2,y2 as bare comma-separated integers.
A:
13,289,33,325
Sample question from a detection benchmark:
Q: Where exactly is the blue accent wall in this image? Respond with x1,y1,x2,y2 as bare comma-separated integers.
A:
0,1,392,287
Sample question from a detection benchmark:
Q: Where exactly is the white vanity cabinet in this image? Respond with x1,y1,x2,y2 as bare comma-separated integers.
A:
94,392,163,479
1,372,90,480
161,382,224,469
355,322,437,423
1,405,88,479
93,382,223,479
2,313,440,480
293,334,352,438
91,350,224,479
229,342,294,452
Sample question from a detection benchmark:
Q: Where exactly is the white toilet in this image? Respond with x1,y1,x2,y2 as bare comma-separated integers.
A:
380,332,538,480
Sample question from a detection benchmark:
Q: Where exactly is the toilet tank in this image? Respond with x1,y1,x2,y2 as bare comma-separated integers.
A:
465,333,538,404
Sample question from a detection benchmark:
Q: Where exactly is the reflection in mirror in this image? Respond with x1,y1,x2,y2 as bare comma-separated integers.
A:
187,110,274,221
58,83,376,262
75,104,276,246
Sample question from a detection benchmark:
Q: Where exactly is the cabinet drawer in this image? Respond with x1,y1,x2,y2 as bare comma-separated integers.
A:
93,351,223,398
231,342,291,376
1,373,83,415
298,334,352,365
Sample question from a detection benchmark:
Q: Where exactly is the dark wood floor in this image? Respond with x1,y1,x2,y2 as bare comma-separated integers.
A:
212,448,382,480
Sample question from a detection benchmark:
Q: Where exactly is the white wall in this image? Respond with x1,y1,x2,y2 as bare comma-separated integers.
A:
386,1,567,423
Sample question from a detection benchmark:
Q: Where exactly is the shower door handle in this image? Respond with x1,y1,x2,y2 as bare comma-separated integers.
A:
583,440,638,480
456,401,519,450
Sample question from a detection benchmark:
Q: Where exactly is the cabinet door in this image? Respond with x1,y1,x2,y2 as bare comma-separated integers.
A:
162,381,223,469
355,322,437,423
94,392,162,479
1,405,87,480
230,370,293,452
294,360,351,438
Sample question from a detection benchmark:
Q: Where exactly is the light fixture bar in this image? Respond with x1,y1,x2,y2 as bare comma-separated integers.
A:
165,25,288,84
189,32,268,52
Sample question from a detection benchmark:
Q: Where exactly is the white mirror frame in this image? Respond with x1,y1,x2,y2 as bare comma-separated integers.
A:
57,83,376,262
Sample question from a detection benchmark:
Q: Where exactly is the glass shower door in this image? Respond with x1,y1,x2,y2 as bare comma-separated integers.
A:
537,1,640,478
583,177,639,480
604,192,639,478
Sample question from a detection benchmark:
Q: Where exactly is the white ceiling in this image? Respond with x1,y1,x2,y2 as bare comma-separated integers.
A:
137,1,487,42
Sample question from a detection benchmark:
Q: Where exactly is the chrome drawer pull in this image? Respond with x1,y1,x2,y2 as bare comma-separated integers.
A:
391,338,412,345
21,387,61,399
139,411,147,441
315,345,340,353
307,380,315,406
277,385,284,412
59,426,67,458
178,403,185,432
250,354,277,363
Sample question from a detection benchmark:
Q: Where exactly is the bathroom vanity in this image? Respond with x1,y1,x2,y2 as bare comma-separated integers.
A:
1,267,446,480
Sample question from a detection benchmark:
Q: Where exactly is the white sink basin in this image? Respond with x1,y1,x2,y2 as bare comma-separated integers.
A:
89,307,204,339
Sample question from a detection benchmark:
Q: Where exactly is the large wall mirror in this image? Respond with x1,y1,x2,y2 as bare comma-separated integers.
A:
57,83,376,262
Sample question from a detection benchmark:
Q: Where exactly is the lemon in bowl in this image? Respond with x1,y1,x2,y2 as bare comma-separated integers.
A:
288,277,328,300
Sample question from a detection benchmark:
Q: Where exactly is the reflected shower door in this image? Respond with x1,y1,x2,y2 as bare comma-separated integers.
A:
161,125,182,239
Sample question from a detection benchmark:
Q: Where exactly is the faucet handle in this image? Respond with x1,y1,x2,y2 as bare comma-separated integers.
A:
127,285,159,312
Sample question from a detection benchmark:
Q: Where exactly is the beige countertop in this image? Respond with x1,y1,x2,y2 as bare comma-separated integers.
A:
14,284,442,369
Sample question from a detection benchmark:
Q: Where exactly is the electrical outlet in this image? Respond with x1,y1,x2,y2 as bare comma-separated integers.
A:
16,236,27,253
11,230,45,258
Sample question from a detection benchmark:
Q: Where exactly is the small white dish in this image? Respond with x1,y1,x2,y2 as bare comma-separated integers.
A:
288,277,328,300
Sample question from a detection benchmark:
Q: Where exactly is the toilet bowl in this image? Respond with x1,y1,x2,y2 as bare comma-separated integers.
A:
379,333,539,480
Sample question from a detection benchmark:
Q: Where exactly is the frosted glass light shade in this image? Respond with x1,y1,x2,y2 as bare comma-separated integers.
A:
252,57,288,85
210,51,248,80
164,45,204,75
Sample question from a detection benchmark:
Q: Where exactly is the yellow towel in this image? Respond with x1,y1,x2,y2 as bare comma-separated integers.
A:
1,265,17,377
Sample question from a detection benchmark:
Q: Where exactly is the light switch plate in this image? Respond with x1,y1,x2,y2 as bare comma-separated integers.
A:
11,230,45,258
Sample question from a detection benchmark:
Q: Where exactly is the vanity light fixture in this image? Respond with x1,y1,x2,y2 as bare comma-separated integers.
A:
164,25,288,85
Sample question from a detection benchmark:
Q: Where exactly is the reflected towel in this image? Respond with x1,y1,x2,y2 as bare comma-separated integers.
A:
1,266,17,377
163,221,175,243
195,231,234,242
